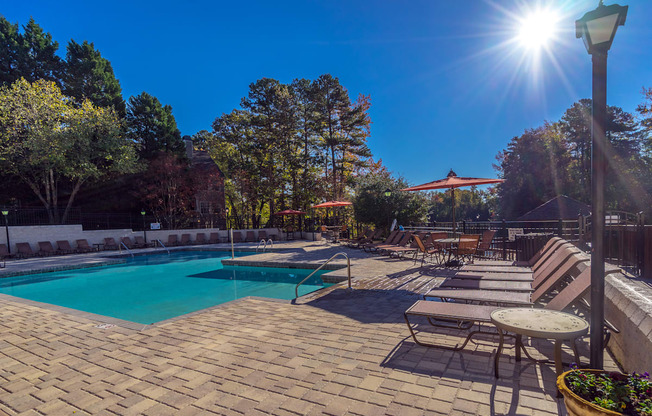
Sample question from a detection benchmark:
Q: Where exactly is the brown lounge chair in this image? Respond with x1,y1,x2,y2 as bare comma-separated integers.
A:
120,237,136,249
362,230,401,252
232,232,243,243
37,241,57,256
134,236,152,248
476,230,497,258
180,234,193,245
56,240,76,254
377,232,413,256
167,235,178,246
383,232,427,259
195,233,206,245
209,233,220,244
449,234,481,263
16,242,35,258
76,239,95,253
404,263,618,356
245,230,256,242
103,237,119,250
342,229,373,247
258,230,267,241
0,244,15,260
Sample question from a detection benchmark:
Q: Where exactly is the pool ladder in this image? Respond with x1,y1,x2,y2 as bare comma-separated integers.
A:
155,239,170,255
295,252,352,299
256,239,274,253
119,242,135,258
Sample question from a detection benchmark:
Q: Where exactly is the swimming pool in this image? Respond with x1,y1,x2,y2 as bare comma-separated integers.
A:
0,251,330,324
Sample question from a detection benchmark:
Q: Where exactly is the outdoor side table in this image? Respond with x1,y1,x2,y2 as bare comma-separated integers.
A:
490,308,589,378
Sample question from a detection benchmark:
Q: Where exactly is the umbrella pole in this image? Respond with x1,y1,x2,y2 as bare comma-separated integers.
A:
451,188,456,234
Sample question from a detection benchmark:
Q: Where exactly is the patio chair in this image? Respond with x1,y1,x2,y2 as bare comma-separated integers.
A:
232,232,243,243
413,235,443,265
56,240,76,254
404,262,617,353
209,233,220,244
38,241,56,256
195,233,206,245
167,234,178,246
134,236,152,248
476,230,497,258
0,244,15,260
16,242,35,258
246,230,256,242
449,234,480,263
180,234,192,245
76,239,95,253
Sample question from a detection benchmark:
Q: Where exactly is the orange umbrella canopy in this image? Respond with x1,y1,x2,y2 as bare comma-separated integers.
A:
273,209,307,215
311,201,353,209
401,169,504,232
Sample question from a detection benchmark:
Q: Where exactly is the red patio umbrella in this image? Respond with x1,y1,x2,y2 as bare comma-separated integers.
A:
273,209,307,215
311,201,353,209
401,169,504,233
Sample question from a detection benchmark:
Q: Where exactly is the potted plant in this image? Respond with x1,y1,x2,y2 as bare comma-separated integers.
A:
557,365,652,416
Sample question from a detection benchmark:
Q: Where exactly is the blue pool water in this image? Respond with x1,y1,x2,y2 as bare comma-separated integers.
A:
0,251,330,324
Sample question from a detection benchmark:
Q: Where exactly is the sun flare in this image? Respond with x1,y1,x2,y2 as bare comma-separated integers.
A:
517,9,560,49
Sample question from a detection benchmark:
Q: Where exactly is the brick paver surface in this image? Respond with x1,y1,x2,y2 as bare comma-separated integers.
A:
0,242,618,415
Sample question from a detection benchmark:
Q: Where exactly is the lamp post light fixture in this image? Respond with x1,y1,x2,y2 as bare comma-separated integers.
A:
576,0,628,369
140,210,147,244
2,210,9,254
384,189,392,231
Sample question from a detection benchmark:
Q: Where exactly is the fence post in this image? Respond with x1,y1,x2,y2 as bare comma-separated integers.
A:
502,219,507,260
557,219,563,238
637,212,645,277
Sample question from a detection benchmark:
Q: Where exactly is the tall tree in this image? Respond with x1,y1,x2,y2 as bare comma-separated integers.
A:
126,92,185,160
63,40,125,115
0,17,21,85
0,78,138,223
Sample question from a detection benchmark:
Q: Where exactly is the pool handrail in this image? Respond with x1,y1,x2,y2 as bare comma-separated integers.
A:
155,239,170,255
119,242,135,258
295,252,351,299
256,239,275,253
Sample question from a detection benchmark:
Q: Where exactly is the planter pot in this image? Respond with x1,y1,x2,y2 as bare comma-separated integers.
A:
557,370,623,416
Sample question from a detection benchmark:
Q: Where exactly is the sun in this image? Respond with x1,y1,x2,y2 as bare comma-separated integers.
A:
517,9,560,49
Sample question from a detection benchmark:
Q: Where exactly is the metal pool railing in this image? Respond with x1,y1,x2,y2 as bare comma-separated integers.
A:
295,252,351,299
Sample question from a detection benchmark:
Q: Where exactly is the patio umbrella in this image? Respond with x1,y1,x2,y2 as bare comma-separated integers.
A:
401,169,504,233
273,209,307,216
311,201,353,208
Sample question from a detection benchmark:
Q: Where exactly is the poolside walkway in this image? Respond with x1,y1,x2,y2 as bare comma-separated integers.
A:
0,241,618,415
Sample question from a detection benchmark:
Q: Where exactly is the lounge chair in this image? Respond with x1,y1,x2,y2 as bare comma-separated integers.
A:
0,244,15,260
209,233,220,244
134,236,152,248
258,230,267,241
232,232,243,243
103,237,119,250
37,241,56,256
167,234,178,246
180,234,192,245
362,230,401,252
246,230,256,242
349,229,382,248
426,250,590,306
16,242,35,258
404,263,616,353
56,240,75,254
195,233,206,245
383,232,425,258
377,232,413,256
76,239,95,253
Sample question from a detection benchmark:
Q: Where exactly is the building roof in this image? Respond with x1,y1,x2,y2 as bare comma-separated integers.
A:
517,195,591,221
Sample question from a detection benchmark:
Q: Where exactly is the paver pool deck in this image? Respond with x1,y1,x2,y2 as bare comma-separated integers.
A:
0,241,618,415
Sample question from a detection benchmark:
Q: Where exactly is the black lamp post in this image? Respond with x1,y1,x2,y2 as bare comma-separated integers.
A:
225,207,229,230
2,210,9,254
576,0,628,369
141,210,147,244
384,189,392,230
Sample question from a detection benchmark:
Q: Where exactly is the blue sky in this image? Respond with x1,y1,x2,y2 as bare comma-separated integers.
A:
3,0,651,185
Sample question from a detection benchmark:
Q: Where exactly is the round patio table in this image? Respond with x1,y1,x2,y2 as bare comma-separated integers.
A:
491,308,589,379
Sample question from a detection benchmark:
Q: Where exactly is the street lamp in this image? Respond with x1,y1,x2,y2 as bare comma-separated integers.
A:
140,210,147,244
384,189,392,231
2,210,9,254
576,0,628,369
